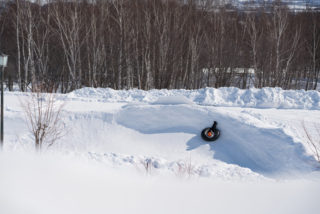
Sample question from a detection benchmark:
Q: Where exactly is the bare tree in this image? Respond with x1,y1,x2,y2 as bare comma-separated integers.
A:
141,0,155,89
187,2,205,89
270,3,288,87
12,0,23,90
2,0,320,91
15,0,37,91
20,84,65,151
52,0,85,91
306,11,320,90
84,0,109,88
245,13,262,87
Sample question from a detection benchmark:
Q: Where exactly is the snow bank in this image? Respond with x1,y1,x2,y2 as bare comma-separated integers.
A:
1,152,320,214
153,95,194,105
68,87,320,109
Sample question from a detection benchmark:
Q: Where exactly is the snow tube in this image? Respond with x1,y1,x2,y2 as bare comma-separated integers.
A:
201,121,220,142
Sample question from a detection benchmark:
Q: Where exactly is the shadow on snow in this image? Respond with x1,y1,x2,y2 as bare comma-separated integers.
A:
116,104,318,177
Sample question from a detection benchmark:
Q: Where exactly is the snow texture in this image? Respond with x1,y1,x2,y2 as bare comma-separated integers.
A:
68,87,320,109
1,87,320,214
4,87,320,178
1,152,319,214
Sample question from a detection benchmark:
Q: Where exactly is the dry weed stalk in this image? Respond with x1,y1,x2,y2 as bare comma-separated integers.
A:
141,159,153,175
176,156,195,178
302,121,320,162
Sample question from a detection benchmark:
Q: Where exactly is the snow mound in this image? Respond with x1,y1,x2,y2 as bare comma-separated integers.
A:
199,87,320,109
68,87,320,109
87,152,265,181
153,96,194,105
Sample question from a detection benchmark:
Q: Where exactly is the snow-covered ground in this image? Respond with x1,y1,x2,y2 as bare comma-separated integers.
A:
1,87,320,214
236,0,320,10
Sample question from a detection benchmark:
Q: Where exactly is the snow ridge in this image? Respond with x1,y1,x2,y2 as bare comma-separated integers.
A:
68,87,320,110
87,152,266,181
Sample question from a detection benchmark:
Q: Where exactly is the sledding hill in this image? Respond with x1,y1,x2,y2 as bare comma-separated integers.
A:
4,87,320,178
116,103,317,176
2,87,320,214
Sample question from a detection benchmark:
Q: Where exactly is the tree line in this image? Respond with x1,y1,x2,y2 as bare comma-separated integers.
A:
0,0,319,92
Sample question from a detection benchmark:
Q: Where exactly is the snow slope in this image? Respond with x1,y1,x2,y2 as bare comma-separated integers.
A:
4,87,320,178
1,152,320,214
1,87,320,214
